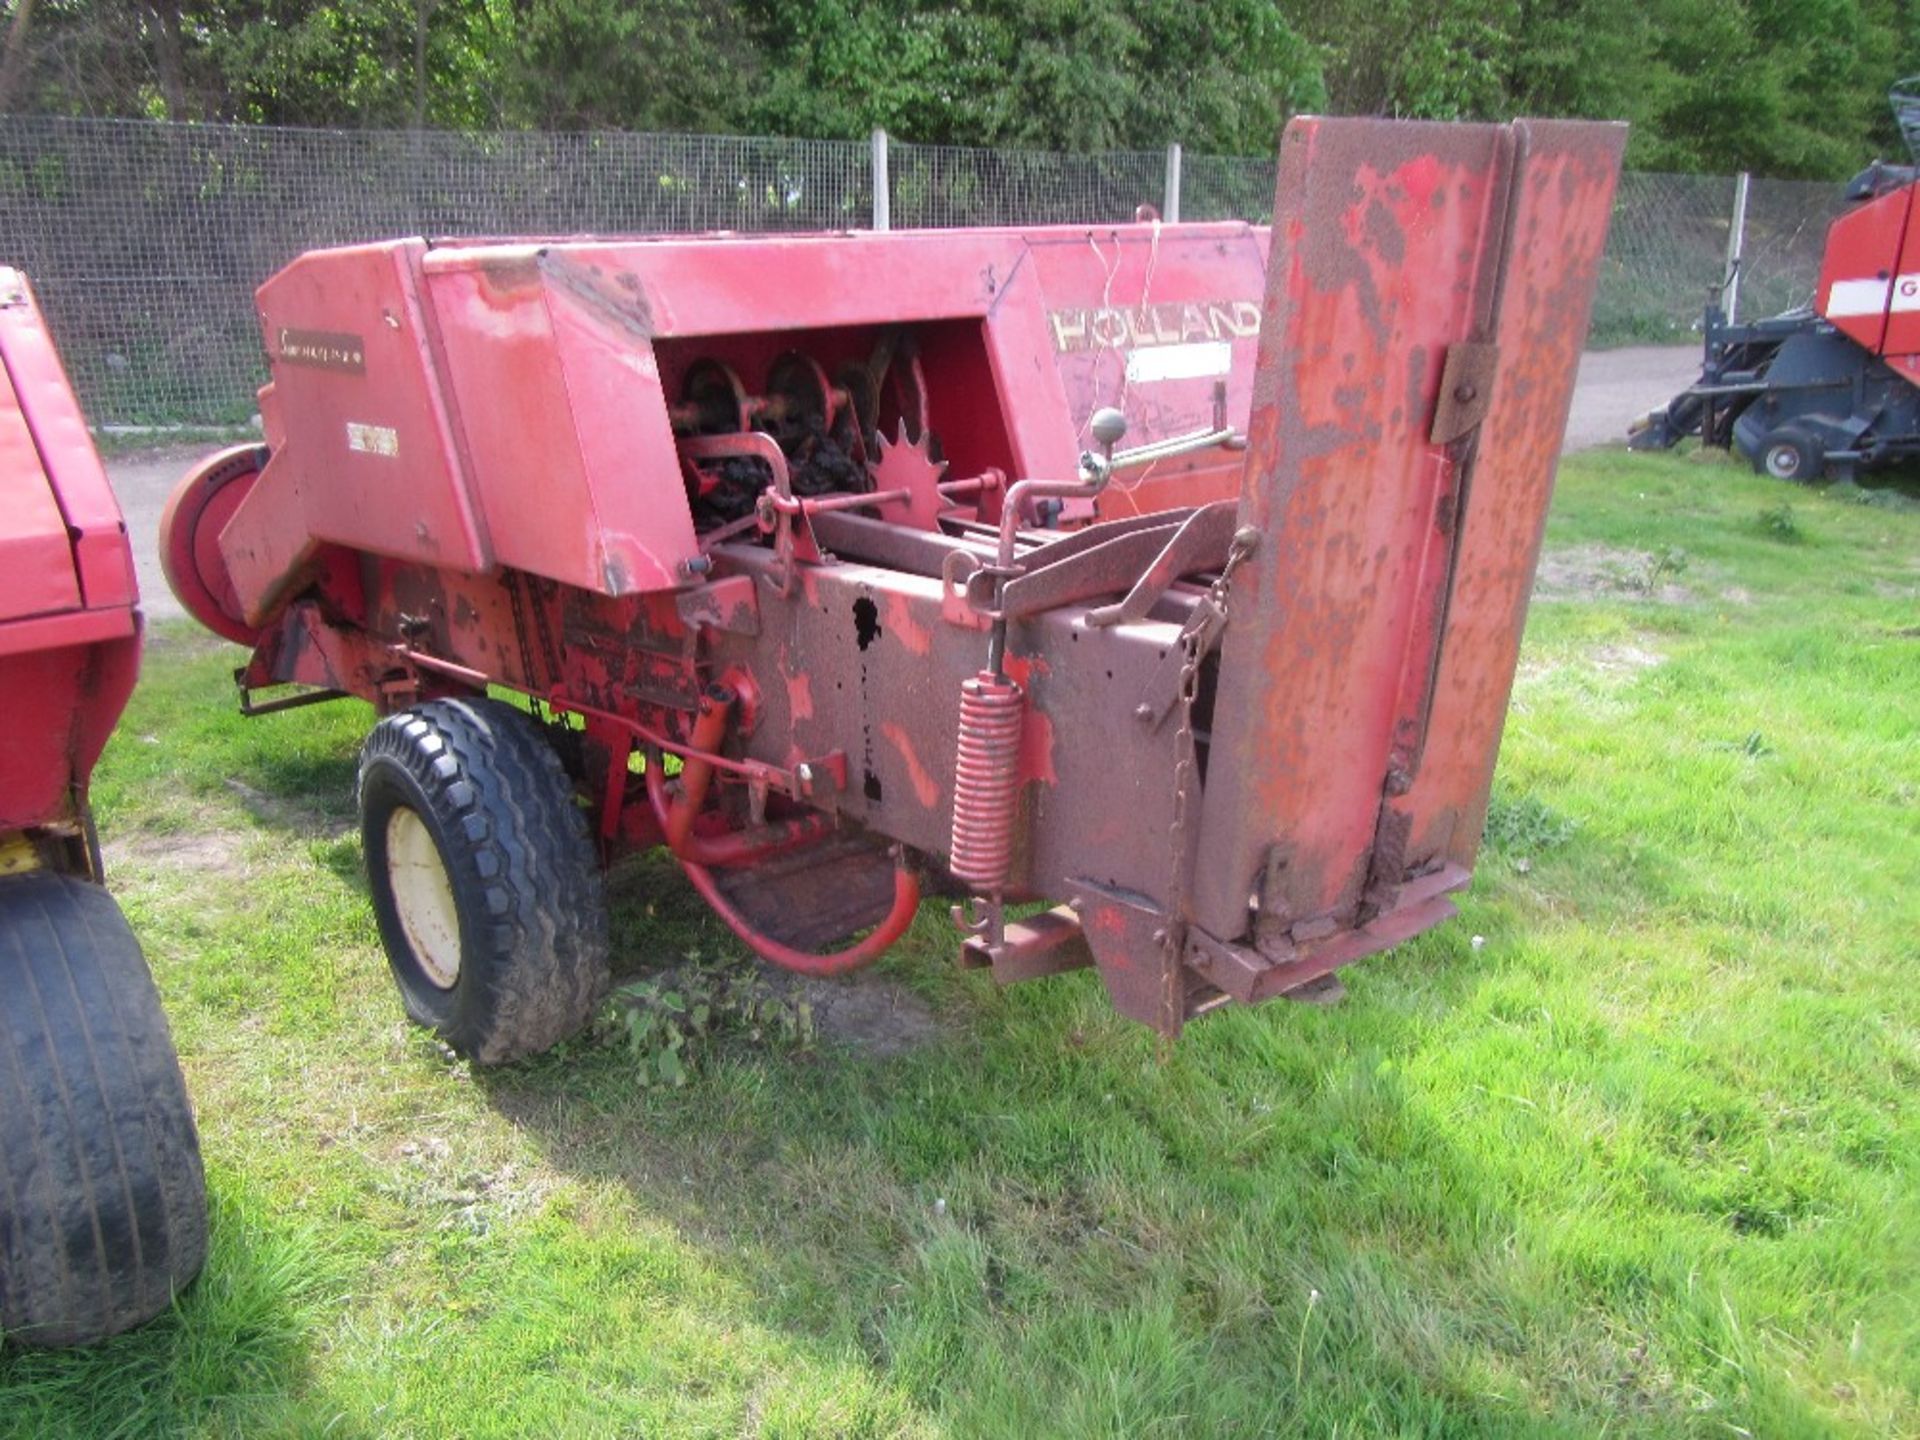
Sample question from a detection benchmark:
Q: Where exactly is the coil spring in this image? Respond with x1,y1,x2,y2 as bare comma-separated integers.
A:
948,670,1025,889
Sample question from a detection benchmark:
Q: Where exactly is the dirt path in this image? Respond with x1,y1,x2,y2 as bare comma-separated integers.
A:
1562,344,1702,452
109,344,1704,623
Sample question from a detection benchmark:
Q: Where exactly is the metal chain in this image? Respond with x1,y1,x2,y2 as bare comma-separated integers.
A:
502,569,540,690
527,574,564,687
1161,526,1259,1022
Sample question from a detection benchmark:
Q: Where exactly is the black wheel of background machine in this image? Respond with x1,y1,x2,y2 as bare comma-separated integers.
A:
357,698,609,1064
1755,425,1826,483
0,871,208,1347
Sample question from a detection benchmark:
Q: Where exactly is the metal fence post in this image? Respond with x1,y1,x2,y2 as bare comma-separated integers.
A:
1723,170,1750,323
871,128,890,232
1163,142,1182,223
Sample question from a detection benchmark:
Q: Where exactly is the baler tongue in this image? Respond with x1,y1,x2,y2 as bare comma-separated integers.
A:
1057,117,1625,1032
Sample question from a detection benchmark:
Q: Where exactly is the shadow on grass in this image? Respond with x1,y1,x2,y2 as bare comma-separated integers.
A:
0,1180,358,1440
463,841,1840,1437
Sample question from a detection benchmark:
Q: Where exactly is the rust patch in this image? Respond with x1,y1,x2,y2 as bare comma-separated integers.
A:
538,252,656,339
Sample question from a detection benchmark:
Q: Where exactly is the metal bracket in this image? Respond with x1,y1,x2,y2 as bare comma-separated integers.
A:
1428,341,1500,445
236,675,350,717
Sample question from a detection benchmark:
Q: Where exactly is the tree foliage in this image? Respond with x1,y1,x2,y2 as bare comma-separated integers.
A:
0,0,1912,177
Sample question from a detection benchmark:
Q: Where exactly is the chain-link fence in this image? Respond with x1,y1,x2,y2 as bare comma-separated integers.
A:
0,116,1846,427
1593,170,1839,346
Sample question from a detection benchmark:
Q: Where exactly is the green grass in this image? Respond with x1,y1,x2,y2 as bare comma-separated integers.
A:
4,447,1917,1437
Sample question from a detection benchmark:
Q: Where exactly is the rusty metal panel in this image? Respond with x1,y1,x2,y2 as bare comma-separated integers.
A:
1189,117,1624,942
1395,120,1628,873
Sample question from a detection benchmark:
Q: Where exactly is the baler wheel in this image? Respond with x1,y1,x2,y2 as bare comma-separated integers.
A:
158,443,269,645
0,871,208,1347
1755,426,1825,484
357,699,609,1064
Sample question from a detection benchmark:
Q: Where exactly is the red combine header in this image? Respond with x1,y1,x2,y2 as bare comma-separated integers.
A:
164,117,1625,1062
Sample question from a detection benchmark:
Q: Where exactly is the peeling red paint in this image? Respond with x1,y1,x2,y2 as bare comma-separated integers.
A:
880,720,942,809
1018,704,1057,786
786,668,814,722
884,591,932,655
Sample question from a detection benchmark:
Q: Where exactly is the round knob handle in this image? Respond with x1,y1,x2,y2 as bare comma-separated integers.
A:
1090,407,1129,449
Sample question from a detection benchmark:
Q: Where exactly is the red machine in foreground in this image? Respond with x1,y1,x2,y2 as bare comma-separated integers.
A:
165,118,1624,1063
0,270,206,1345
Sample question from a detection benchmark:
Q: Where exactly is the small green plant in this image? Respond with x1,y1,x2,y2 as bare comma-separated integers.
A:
1482,788,1576,858
1709,730,1775,758
600,949,814,1086
1756,502,1804,543
1597,544,1690,596
1645,543,1691,589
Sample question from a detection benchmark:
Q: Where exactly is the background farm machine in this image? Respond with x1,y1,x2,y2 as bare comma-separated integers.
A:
161,117,1625,1063
0,271,206,1346
1630,79,1920,481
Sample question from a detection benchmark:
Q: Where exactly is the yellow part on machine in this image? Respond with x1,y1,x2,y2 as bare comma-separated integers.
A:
0,830,43,876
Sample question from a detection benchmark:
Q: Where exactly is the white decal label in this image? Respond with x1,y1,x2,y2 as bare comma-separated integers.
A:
1827,278,1891,318
1124,341,1233,383
346,421,399,457
1892,273,1920,313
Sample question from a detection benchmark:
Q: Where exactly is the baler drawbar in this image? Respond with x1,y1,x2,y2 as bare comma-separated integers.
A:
165,116,1624,1062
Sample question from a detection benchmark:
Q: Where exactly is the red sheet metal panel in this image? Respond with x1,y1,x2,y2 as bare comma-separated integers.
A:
1817,184,1910,356
222,242,493,622
1013,226,1269,516
0,347,79,621
1188,117,1624,942
0,627,140,831
0,266,141,620
1879,185,1920,363
1393,121,1627,878
0,268,141,832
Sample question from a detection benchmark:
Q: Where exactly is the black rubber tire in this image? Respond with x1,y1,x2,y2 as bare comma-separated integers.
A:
1755,426,1825,483
357,699,609,1064
0,871,207,1347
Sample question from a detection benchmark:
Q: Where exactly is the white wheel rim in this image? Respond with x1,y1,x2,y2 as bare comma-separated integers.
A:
385,807,461,989
1769,446,1800,478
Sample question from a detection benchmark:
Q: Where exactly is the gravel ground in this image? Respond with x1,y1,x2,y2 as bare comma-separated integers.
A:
109,343,1705,622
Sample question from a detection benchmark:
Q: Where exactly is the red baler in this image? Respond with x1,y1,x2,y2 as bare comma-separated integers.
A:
0,269,206,1346
164,117,1625,1062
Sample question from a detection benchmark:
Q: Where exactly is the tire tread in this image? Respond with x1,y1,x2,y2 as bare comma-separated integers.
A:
0,872,207,1347
359,699,608,1063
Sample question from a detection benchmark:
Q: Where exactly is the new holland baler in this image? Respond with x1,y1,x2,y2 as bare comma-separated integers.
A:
162,117,1625,1062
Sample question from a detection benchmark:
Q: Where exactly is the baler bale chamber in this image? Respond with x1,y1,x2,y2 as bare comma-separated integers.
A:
163,117,1625,1062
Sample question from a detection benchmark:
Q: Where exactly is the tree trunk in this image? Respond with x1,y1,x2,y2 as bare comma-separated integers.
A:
414,0,431,130
149,0,188,120
0,0,39,114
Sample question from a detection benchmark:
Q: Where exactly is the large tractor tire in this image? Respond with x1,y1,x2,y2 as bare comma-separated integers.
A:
0,871,207,1347
357,699,609,1064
